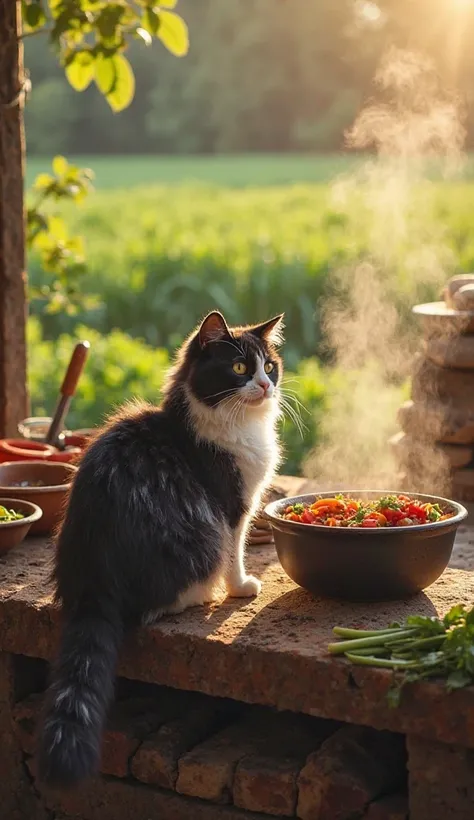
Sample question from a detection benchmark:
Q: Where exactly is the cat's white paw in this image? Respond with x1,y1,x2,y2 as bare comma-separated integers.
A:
227,575,261,598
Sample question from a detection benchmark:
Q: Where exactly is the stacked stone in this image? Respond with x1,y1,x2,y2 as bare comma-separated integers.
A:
392,275,474,501
248,478,320,546
248,483,291,547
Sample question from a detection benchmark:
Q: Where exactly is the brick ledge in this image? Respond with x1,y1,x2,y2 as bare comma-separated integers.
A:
0,476,474,749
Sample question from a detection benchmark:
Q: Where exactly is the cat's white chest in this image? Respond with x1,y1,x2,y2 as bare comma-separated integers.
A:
185,388,280,509
228,417,279,508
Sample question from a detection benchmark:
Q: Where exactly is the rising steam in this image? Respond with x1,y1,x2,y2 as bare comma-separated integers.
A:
304,47,466,491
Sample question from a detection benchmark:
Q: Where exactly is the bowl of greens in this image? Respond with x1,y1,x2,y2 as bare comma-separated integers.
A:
264,491,468,602
0,498,43,554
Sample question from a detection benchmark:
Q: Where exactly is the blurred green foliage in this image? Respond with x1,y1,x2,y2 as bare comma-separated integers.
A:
23,0,189,309
24,0,474,157
28,175,462,367
27,317,327,473
27,182,348,367
22,0,189,113
27,155,95,311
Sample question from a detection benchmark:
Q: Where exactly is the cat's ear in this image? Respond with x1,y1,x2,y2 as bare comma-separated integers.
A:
199,311,230,348
251,314,285,346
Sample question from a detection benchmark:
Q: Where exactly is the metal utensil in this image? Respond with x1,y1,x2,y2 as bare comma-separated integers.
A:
45,341,90,446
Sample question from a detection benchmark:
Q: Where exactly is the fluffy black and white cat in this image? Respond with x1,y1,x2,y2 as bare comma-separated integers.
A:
37,310,284,789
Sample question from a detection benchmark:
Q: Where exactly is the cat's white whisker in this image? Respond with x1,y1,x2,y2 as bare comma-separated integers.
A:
279,396,308,438
280,389,310,416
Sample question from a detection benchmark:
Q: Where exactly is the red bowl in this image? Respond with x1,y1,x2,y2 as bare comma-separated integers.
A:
48,446,83,464
0,439,56,464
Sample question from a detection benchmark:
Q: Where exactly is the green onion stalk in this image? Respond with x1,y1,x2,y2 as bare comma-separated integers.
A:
327,605,474,706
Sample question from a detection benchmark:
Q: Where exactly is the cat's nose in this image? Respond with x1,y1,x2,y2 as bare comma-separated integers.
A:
257,380,270,393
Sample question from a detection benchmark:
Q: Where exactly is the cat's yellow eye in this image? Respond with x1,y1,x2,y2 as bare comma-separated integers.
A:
264,362,274,374
233,362,247,375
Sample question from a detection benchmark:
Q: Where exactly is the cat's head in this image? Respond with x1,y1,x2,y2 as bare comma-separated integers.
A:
169,311,284,417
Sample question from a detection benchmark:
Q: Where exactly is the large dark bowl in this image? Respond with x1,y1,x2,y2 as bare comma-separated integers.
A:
264,491,468,602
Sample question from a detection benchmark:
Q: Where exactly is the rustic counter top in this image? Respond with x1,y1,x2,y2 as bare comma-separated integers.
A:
1,476,474,749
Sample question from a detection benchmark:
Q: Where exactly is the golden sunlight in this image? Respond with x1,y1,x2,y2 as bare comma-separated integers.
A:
451,0,474,11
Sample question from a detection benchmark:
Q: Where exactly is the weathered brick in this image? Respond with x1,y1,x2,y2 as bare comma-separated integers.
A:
14,693,176,779
234,756,301,817
297,726,406,820
101,691,195,778
176,717,259,803
0,655,47,820
12,687,205,776
131,699,230,789
408,735,474,820
44,775,277,820
365,793,408,820
233,712,336,817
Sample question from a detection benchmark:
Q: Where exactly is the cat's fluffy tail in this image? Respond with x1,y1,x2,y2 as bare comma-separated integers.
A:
37,602,123,789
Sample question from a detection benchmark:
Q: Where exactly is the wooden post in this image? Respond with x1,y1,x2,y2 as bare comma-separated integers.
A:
0,0,28,437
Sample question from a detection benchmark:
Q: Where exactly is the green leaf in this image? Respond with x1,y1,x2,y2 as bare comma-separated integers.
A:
142,7,160,35
65,51,95,92
22,0,46,30
48,216,67,240
464,607,474,626
159,0,178,7
157,10,189,57
405,615,444,635
94,54,116,96
33,173,55,191
95,54,135,112
96,3,125,42
108,55,135,112
444,604,467,623
52,156,69,177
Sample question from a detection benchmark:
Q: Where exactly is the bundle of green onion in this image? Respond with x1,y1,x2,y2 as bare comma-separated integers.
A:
328,605,474,706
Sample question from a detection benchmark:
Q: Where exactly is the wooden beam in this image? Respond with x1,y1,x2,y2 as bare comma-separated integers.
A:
0,0,28,437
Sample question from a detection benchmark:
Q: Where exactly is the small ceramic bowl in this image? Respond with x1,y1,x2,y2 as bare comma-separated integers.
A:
0,498,43,554
0,439,56,464
0,461,77,535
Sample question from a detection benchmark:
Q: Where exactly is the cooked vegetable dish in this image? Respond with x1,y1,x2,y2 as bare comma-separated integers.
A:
281,494,454,528
0,505,25,523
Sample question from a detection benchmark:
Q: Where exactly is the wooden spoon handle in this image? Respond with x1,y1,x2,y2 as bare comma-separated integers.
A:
60,341,90,397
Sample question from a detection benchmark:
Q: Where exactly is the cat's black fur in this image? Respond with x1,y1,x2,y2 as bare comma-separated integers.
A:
37,311,283,790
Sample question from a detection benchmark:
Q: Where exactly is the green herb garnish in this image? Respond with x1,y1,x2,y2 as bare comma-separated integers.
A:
329,604,474,706
350,504,366,524
377,496,401,510
428,504,442,522
0,505,24,523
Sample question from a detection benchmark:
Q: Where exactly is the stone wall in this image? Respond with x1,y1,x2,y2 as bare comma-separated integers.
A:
3,652,474,818
12,673,408,820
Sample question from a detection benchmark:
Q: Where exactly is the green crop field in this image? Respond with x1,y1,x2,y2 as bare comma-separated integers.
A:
27,153,474,472
26,152,474,190
26,153,365,190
